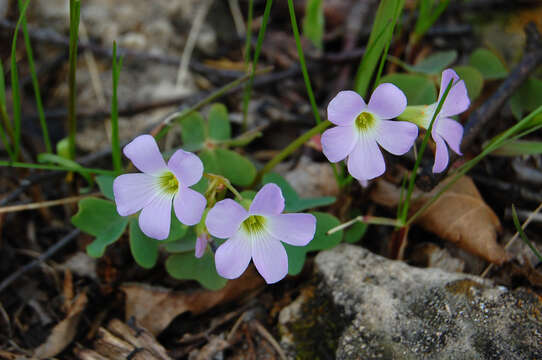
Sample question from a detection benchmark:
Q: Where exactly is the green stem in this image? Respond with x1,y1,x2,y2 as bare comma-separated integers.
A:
67,0,81,160
18,0,52,154
399,79,453,223
111,42,123,173
373,0,402,90
10,0,32,159
241,0,272,129
405,104,542,227
511,205,542,262
155,66,273,140
287,0,321,125
0,160,115,175
253,120,331,186
243,0,253,67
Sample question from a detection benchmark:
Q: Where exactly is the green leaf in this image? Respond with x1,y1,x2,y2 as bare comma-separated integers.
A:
469,48,508,80
491,140,542,156
509,77,542,120
96,174,115,200
166,251,228,290
262,173,335,212
302,0,324,50
284,212,343,275
201,148,256,187
56,138,70,159
207,103,231,141
163,227,197,253
408,50,457,74
163,214,189,243
37,153,94,186
344,221,368,243
71,198,129,257
180,112,206,151
129,219,159,269
379,73,437,105
453,65,484,101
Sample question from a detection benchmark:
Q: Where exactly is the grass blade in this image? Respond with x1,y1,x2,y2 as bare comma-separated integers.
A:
10,0,32,159
17,0,52,154
287,0,321,124
354,0,404,97
511,205,542,262
111,42,123,173
241,0,272,129
0,62,15,161
68,0,81,160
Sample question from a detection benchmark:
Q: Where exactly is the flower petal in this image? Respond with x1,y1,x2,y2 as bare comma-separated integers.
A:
113,173,158,216
436,117,463,155
347,136,386,181
376,120,418,156
266,213,316,246
167,149,203,187
327,90,366,126
173,186,206,226
214,231,252,279
367,83,407,119
439,69,470,117
138,194,173,240
123,135,167,175
249,183,285,215
321,125,358,163
251,234,288,284
432,134,449,173
195,234,208,258
206,199,247,239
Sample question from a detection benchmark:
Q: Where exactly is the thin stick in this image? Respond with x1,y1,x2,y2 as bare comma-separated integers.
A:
228,0,245,36
252,320,287,360
0,229,81,294
480,202,542,278
0,193,99,214
176,0,213,87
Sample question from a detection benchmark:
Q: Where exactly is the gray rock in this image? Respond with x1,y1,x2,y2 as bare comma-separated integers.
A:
279,244,542,360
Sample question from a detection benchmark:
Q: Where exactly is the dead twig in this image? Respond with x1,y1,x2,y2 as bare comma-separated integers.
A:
0,229,81,294
0,193,100,214
251,320,287,360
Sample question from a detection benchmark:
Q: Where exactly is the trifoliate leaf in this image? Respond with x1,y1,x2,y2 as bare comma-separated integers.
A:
379,73,437,105
129,219,159,269
207,103,231,141
165,251,228,290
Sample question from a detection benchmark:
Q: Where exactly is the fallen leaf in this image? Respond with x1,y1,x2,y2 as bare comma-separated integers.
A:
34,293,88,359
371,176,506,264
121,267,264,335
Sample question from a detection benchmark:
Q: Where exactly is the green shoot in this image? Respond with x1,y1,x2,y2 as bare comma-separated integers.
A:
10,0,32,159
68,0,81,160
243,0,253,68
287,0,321,125
373,0,403,90
0,62,14,161
17,0,52,154
411,0,450,45
241,0,272,129
0,159,115,175
111,42,123,173
511,205,542,262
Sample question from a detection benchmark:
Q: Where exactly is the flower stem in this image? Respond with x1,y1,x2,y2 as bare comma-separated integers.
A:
241,0,273,130
287,0,321,125
67,0,81,160
111,42,123,173
399,79,453,223
253,120,331,186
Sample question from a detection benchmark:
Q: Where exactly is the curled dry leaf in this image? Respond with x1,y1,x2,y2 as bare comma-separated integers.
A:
121,266,264,335
33,293,88,359
371,176,507,264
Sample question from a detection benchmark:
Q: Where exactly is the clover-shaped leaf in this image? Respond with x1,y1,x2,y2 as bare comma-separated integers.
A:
379,73,437,105
208,103,231,141
71,198,129,257
166,251,228,290
129,219,159,269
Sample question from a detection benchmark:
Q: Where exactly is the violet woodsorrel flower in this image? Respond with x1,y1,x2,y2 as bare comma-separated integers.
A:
321,84,418,181
401,69,470,173
206,183,316,284
195,233,209,258
113,135,206,240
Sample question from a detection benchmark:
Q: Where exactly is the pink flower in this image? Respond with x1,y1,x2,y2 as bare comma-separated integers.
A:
419,69,470,173
321,84,418,181
205,184,316,284
113,135,207,240
195,233,209,258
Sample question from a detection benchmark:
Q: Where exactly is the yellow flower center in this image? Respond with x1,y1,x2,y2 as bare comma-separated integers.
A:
355,111,376,132
241,215,266,234
158,171,179,194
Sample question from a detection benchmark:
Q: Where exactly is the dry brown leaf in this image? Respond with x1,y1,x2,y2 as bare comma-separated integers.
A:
121,266,264,335
371,177,507,264
34,292,88,359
